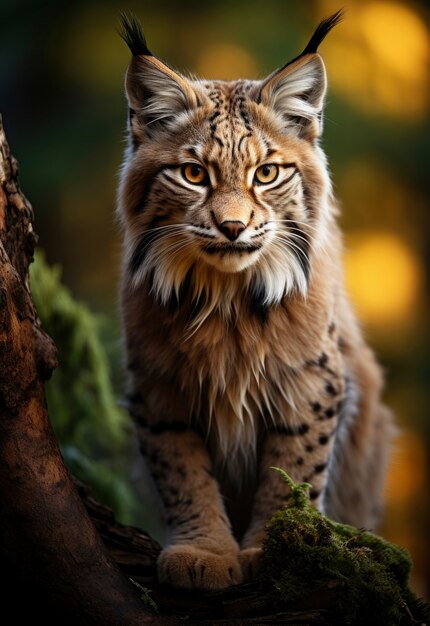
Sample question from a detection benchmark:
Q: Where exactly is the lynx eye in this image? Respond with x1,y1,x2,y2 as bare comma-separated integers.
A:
182,163,208,185
254,164,279,185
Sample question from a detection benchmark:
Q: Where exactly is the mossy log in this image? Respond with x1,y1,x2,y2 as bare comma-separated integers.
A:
75,477,346,623
0,115,427,625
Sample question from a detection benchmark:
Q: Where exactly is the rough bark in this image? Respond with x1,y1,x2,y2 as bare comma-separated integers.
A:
0,115,162,625
0,114,341,625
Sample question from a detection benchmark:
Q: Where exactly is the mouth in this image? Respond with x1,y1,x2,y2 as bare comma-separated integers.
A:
201,243,263,256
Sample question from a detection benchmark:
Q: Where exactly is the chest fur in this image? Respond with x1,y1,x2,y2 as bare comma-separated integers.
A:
151,296,333,457
123,258,339,467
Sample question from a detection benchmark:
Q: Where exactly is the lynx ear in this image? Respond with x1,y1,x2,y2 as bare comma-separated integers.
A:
254,10,343,140
119,13,201,137
259,54,327,140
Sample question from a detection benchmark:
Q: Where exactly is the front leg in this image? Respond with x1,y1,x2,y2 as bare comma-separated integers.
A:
241,355,345,577
127,392,242,590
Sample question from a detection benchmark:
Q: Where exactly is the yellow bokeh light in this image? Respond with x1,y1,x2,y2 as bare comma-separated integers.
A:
317,0,430,120
344,231,422,325
197,43,257,80
361,2,429,81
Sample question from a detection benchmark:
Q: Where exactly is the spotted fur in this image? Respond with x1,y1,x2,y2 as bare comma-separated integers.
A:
117,10,394,590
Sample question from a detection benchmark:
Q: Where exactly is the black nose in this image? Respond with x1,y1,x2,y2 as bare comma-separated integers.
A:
219,220,246,241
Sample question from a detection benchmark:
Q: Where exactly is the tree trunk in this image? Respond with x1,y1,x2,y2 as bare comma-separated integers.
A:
0,115,164,625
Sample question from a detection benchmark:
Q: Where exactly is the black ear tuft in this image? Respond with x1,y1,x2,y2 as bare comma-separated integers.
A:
302,9,344,55
118,12,152,56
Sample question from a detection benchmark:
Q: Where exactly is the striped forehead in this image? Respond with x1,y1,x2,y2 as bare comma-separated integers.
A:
195,81,265,181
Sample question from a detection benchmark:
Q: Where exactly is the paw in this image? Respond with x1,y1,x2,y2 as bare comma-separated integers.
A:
239,547,263,581
157,544,243,590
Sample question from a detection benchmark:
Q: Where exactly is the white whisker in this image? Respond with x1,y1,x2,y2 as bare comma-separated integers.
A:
143,223,189,234
271,239,311,278
277,230,312,246
274,230,330,261
269,219,320,233
274,232,311,256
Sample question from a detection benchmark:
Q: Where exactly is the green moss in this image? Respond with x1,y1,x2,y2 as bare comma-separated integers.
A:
30,250,127,449
261,468,430,625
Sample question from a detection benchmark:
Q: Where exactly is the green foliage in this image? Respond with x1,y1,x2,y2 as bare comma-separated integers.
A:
262,469,430,625
30,250,139,524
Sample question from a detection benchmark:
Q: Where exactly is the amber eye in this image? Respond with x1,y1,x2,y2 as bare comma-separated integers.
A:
182,163,208,185
254,164,279,185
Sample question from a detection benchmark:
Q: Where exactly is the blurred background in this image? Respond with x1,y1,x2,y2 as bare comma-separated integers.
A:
1,0,429,599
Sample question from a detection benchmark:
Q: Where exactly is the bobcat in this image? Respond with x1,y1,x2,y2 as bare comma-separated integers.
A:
117,11,393,590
